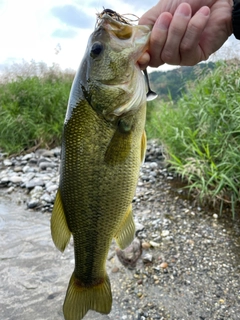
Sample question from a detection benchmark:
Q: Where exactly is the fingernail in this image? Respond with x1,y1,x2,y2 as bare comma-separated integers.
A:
156,13,171,31
176,3,191,17
198,6,210,17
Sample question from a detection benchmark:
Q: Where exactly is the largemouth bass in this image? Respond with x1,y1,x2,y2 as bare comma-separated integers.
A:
51,11,151,320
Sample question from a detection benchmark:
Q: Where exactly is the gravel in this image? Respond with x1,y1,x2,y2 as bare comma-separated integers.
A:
1,140,240,320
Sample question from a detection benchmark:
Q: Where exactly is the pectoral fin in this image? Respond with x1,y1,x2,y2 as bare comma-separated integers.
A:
114,204,135,250
51,189,71,252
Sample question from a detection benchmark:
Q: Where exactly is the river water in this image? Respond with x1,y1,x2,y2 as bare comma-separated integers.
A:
0,192,123,320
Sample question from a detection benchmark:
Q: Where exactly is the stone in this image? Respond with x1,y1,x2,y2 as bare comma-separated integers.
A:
111,266,119,273
39,162,56,170
40,193,52,203
160,262,168,269
22,153,34,161
161,230,170,237
149,241,160,248
6,186,15,194
41,150,54,157
142,253,153,263
141,242,151,250
3,159,12,166
9,176,22,184
27,199,40,209
46,184,58,193
25,179,45,189
116,238,142,268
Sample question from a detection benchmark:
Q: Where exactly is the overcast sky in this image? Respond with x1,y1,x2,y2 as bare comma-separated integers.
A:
0,0,239,73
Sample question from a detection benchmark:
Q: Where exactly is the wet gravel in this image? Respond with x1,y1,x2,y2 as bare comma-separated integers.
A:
1,140,240,320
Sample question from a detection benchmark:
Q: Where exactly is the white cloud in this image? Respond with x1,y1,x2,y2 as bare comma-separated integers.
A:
0,0,150,70
0,1,238,73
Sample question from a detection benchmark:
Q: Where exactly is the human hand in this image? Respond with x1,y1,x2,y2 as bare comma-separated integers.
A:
138,0,233,68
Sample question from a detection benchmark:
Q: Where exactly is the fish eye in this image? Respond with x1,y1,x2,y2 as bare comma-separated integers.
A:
90,42,103,58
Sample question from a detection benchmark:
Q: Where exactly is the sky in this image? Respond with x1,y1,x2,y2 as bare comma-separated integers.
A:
0,0,239,74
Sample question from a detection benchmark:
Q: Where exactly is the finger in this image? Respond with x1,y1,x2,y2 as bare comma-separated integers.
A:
147,12,172,68
138,52,150,70
138,4,164,25
179,6,210,65
161,3,192,65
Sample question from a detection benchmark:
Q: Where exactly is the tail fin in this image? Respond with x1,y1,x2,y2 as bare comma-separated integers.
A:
63,272,112,320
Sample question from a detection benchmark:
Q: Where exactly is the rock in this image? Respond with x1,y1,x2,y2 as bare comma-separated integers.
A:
46,184,58,193
35,149,48,158
116,238,142,268
141,242,151,250
149,162,158,169
135,221,145,233
142,253,153,263
25,179,45,189
9,176,22,184
149,241,160,248
3,159,12,166
161,230,170,237
22,165,33,173
39,162,56,170
111,266,119,273
160,262,168,269
6,186,15,194
27,199,40,209
51,147,61,157
30,185,43,194
41,150,54,158
22,153,34,161
40,193,52,203
1,176,9,184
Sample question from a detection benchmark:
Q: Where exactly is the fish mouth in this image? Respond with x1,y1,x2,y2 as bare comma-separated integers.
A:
96,13,133,40
96,13,151,41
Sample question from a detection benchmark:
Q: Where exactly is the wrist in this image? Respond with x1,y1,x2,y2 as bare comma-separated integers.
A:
233,0,240,39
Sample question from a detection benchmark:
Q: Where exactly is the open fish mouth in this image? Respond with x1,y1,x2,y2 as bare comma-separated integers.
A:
95,9,149,41
96,8,137,28
97,14,133,40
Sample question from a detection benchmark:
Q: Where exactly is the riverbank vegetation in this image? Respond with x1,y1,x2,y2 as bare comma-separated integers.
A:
0,59,240,214
0,61,74,153
147,60,240,215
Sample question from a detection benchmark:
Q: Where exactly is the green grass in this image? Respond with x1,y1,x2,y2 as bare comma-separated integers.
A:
146,60,240,215
0,61,74,153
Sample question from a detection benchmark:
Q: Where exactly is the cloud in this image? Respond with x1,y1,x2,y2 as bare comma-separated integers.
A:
121,0,157,10
51,5,95,29
52,28,78,39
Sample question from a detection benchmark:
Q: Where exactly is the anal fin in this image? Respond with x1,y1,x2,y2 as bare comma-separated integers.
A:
51,189,71,252
114,204,135,250
63,272,112,320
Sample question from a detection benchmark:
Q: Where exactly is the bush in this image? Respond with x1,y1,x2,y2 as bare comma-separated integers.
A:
0,60,74,153
147,60,240,215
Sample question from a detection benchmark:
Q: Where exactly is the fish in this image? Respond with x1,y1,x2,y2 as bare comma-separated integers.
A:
50,11,151,320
